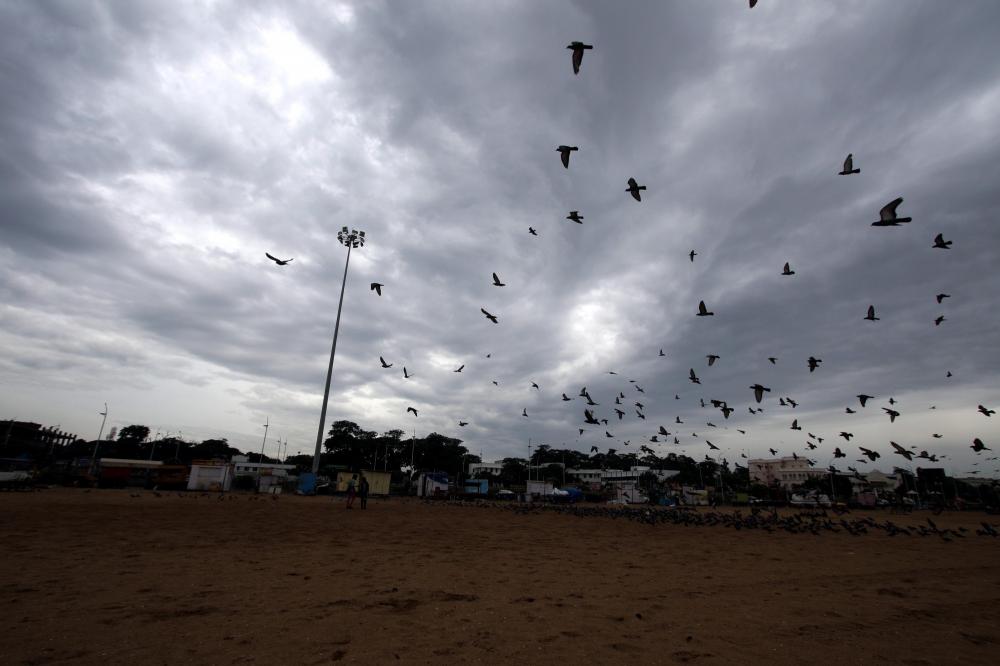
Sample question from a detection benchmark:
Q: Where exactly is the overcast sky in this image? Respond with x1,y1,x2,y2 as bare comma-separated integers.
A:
1,0,998,476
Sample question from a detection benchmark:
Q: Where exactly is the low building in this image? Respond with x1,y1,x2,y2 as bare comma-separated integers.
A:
188,460,234,492
568,466,679,488
864,469,900,491
468,461,502,476
749,457,826,490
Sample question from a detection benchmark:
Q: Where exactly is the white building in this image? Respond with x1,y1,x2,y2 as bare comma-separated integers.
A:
569,466,680,487
749,457,826,490
468,461,503,476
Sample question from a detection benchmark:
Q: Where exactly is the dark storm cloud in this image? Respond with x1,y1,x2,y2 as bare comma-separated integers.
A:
1,0,998,471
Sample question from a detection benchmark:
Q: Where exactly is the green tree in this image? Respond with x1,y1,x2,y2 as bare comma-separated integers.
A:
118,425,150,443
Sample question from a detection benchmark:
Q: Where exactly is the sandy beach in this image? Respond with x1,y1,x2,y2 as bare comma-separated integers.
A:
2,489,999,664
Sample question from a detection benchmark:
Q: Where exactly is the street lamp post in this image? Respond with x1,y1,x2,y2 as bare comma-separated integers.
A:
90,403,108,476
312,227,366,476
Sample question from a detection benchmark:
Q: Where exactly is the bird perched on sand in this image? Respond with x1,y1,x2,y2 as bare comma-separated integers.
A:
807,357,822,372
626,177,646,202
407,407,418,417
750,384,771,403
567,41,593,75
481,308,498,324
979,405,996,417
872,198,912,226
265,252,293,266
379,356,392,368
491,272,505,287
932,233,952,249
697,301,714,317
566,210,584,224
864,305,879,321
370,282,383,296
838,153,860,175
556,145,578,169
782,262,795,276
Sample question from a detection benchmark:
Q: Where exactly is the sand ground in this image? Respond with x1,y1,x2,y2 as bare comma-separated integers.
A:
1,489,999,665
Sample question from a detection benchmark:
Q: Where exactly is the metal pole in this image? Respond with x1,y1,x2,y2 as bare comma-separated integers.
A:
90,404,108,476
259,417,269,489
312,243,353,475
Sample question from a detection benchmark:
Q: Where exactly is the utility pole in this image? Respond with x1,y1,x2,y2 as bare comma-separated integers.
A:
311,227,366,475
90,403,108,476
258,417,270,490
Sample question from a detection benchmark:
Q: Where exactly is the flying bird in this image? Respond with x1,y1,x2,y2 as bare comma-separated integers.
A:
979,405,996,417
883,407,900,423
689,250,697,262
659,349,666,357
454,365,464,373
458,421,468,427
838,153,860,175
768,357,777,365
845,407,856,414
936,293,950,304
807,357,822,372
857,394,873,407
556,145,578,169
491,272,506,287
481,308,499,324
859,447,880,461
932,233,952,249
750,384,771,403
750,0,758,8
406,407,418,417
890,441,913,460
834,448,846,458
971,438,991,452
786,397,798,408
790,419,801,431
379,356,392,368
934,316,945,326
781,262,795,276
265,252,293,266
562,393,572,401
584,409,600,425
626,177,646,202
872,197,912,226
370,282,384,296
706,355,720,366
567,41,593,75
840,432,854,441
531,382,539,390
403,367,412,379
566,210,584,224
697,301,714,317
706,441,719,450
522,408,528,418
528,227,538,236
769,448,778,456
689,368,701,384
864,305,879,321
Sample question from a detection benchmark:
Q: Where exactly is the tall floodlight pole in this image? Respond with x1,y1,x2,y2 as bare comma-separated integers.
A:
259,417,270,482
312,227,366,475
90,403,108,475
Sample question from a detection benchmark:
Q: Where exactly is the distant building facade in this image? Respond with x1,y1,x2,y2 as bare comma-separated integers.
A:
749,457,826,490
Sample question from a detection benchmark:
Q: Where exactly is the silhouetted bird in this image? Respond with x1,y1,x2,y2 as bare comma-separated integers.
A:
689,250,697,262
979,405,996,417
838,153,861,175
522,408,528,418
750,0,758,8
936,293,950,304
567,41,593,75
883,407,900,423
370,282,384,296
454,365,464,372
557,145,578,168
407,407,418,417
769,448,778,456
562,393,572,401
857,394,873,407
932,433,943,439
706,441,719,450
932,233,952,249
529,227,538,236
786,397,798,408
403,367,412,379
840,432,854,441
697,301,714,316
676,416,684,424
971,438,990,452
865,305,879,321
782,262,795,276
481,308,498,324
689,368,701,384
807,357,822,372
707,355,719,366
584,409,600,425
265,252,293,266
890,441,913,460
626,177,646,202
934,316,945,326
790,419,801,431
380,356,392,368
566,210,584,224
834,448,846,458
492,272,505,287
531,382,539,390
659,349,666,357
872,197,912,226
458,421,468,427
846,407,856,414
859,447,880,461
750,384,771,403
768,357,777,364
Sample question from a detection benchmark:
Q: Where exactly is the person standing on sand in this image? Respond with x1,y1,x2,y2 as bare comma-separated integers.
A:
345,473,357,509
359,474,370,510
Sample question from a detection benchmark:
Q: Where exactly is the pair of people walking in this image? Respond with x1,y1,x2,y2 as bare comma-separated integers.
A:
345,473,369,509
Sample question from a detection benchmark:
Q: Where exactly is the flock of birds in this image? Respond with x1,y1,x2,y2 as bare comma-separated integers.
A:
263,9,997,484
443,499,1000,541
